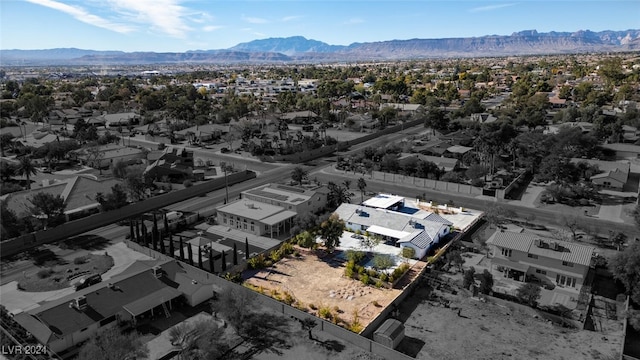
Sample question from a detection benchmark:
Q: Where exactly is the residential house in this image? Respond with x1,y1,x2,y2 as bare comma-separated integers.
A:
144,147,194,182
280,111,318,124
72,144,145,169
2,176,122,221
486,231,594,291
215,198,296,238
570,158,630,190
600,143,640,160
174,124,229,143
333,202,452,259
398,153,460,173
241,183,328,215
12,259,218,355
469,113,498,124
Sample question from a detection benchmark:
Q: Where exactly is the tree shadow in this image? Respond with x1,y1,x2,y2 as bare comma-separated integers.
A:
60,235,110,250
240,312,292,357
315,339,345,352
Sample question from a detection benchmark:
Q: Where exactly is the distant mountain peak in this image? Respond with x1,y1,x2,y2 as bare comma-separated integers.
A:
1,29,639,65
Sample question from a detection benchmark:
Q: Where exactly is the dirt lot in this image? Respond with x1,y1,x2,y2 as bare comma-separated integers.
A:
244,250,404,329
398,285,623,360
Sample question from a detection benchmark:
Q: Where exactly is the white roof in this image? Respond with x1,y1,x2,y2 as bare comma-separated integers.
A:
367,225,412,239
362,194,405,209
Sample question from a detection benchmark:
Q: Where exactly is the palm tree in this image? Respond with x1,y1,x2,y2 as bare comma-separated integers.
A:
16,156,37,189
357,177,367,203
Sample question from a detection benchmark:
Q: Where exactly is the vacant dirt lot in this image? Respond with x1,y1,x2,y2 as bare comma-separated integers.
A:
244,250,404,329
398,285,623,360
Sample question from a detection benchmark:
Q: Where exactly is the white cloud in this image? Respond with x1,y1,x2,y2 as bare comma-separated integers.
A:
344,18,364,25
106,0,193,38
282,15,302,22
242,15,269,24
202,25,223,32
25,0,134,33
469,3,516,13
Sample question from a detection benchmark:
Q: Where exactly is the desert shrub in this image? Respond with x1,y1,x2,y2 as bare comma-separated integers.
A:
269,249,283,262
280,242,294,255
183,180,193,188
73,256,87,265
379,272,388,282
247,253,267,269
345,250,366,263
296,231,315,248
360,274,370,285
391,263,410,280
282,291,295,305
367,269,377,277
309,303,317,310
37,268,54,279
344,261,356,279
375,280,384,288
349,321,364,333
372,300,381,307
373,254,394,270
401,247,416,258
318,306,332,320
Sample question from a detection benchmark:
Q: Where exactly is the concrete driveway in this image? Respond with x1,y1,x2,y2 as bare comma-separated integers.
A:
0,242,152,314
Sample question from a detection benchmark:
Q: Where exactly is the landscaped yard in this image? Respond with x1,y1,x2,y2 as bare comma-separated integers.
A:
243,248,407,332
18,253,113,292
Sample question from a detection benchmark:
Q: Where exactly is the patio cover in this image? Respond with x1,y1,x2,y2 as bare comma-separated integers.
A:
366,225,412,240
491,257,530,273
122,287,182,317
261,210,297,226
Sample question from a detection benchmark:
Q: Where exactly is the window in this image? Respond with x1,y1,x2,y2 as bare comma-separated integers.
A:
562,261,574,267
501,248,512,257
243,223,247,230
223,218,227,224
528,254,538,259
535,269,547,275
251,224,255,231
230,220,234,226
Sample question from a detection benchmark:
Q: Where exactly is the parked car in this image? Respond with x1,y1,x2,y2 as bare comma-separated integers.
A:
74,274,102,291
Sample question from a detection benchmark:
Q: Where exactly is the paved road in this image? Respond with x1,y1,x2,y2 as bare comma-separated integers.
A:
313,166,640,239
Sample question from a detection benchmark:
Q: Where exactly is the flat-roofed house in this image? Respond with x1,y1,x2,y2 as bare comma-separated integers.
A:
241,183,327,214
486,231,594,291
216,198,296,238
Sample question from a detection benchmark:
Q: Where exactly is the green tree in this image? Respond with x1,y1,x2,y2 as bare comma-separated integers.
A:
1,200,21,239
326,181,353,208
360,232,382,253
28,192,66,229
290,166,308,186
319,213,344,252
516,283,542,307
78,326,148,360
0,133,14,157
479,270,494,294
609,241,640,304
16,155,37,189
463,267,476,289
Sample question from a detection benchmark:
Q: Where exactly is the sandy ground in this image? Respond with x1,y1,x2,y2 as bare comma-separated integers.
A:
398,286,623,360
244,250,404,328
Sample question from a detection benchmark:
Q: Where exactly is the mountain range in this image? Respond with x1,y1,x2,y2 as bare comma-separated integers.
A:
2,29,639,66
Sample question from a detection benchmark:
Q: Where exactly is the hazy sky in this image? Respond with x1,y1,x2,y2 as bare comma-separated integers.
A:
1,0,639,52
